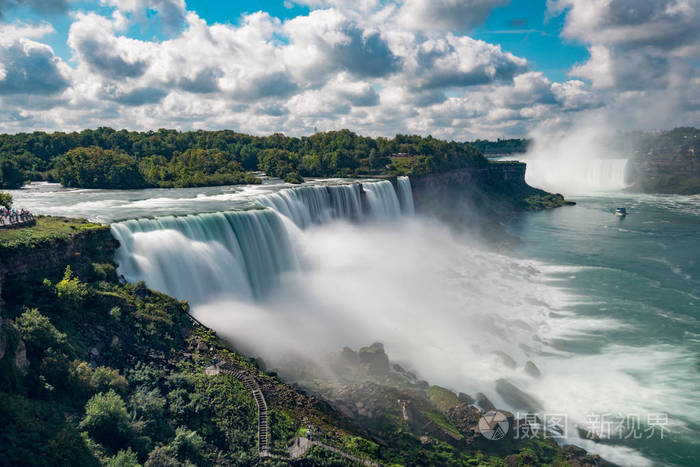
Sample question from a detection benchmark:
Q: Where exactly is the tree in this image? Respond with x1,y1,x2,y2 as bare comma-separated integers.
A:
56,266,89,313
106,448,140,467
0,191,12,209
79,390,134,454
368,149,380,170
16,308,67,357
0,158,24,188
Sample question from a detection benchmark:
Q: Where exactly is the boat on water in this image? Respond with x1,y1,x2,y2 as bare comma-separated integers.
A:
615,207,627,217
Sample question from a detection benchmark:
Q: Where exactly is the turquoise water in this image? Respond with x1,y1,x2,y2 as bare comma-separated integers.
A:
9,182,699,465
509,193,700,466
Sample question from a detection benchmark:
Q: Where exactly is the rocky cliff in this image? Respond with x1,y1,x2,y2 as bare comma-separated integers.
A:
628,154,700,194
407,162,572,234
0,218,117,309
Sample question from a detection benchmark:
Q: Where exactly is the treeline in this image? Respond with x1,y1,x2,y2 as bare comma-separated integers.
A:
0,128,487,189
636,127,700,158
470,138,530,154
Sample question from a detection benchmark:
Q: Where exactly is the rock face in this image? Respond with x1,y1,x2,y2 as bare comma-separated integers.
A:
358,342,390,377
14,339,29,374
0,316,5,360
628,154,700,194
409,162,571,234
0,223,117,308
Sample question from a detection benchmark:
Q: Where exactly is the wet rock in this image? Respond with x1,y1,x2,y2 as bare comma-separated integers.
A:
494,350,517,369
15,339,29,374
414,380,429,390
475,392,496,411
495,379,543,412
445,403,482,442
457,392,475,405
0,316,5,360
340,346,359,364
524,360,541,378
359,342,390,376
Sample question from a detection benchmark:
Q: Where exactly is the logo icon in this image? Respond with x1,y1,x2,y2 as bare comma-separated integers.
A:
479,410,509,441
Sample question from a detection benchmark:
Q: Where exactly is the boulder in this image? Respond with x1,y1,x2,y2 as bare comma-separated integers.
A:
495,379,543,412
458,392,475,405
475,392,495,411
0,316,5,360
358,342,390,376
494,350,517,369
14,339,29,374
524,360,541,378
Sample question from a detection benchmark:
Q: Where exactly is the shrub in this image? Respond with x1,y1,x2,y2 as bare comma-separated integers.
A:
56,266,89,313
106,448,140,467
0,191,12,208
169,426,206,465
91,367,129,394
79,390,134,454
16,308,66,356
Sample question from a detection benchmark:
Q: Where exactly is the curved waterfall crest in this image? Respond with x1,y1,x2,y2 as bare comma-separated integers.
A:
113,179,414,303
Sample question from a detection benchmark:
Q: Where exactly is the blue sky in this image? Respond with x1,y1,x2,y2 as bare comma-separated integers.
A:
0,0,697,137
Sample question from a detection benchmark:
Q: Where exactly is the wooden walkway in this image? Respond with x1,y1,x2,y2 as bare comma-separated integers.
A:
216,362,270,456
0,214,35,229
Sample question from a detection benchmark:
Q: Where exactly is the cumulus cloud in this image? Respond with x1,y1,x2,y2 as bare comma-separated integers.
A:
551,0,700,91
0,23,69,95
101,0,187,35
398,0,509,33
69,13,151,78
0,0,67,18
5,0,692,139
408,35,528,89
283,9,401,84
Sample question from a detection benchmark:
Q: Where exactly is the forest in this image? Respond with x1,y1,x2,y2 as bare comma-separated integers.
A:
0,128,486,189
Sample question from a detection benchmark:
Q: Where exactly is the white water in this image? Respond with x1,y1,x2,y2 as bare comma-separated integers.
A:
526,157,629,194
521,129,631,195
105,178,695,466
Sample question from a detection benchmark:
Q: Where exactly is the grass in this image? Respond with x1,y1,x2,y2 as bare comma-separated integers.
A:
0,216,107,249
427,386,460,413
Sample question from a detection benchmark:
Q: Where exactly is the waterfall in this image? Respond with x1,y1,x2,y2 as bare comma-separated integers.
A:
112,209,299,301
258,184,364,228
525,156,630,194
396,176,415,215
584,159,629,191
113,179,414,304
363,180,402,219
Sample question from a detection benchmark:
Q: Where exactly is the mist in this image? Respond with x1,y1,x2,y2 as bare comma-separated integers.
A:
521,124,633,195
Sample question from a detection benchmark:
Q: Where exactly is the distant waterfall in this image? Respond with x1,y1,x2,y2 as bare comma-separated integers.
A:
525,156,630,194
584,159,629,191
113,180,414,304
396,176,415,215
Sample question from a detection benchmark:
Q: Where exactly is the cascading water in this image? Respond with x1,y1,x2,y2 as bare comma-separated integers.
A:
112,180,410,303
363,180,402,219
112,209,299,301
583,158,629,191
257,183,365,229
397,176,415,215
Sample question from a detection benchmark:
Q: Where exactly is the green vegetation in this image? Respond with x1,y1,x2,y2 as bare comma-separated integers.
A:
0,216,105,249
636,127,699,158
0,127,487,189
0,191,12,209
630,127,700,194
0,219,600,466
471,138,530,155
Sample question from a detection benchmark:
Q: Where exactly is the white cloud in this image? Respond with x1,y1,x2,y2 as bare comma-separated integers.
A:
5,0,694,138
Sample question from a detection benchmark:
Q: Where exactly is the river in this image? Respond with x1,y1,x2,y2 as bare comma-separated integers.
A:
7,179,699,466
